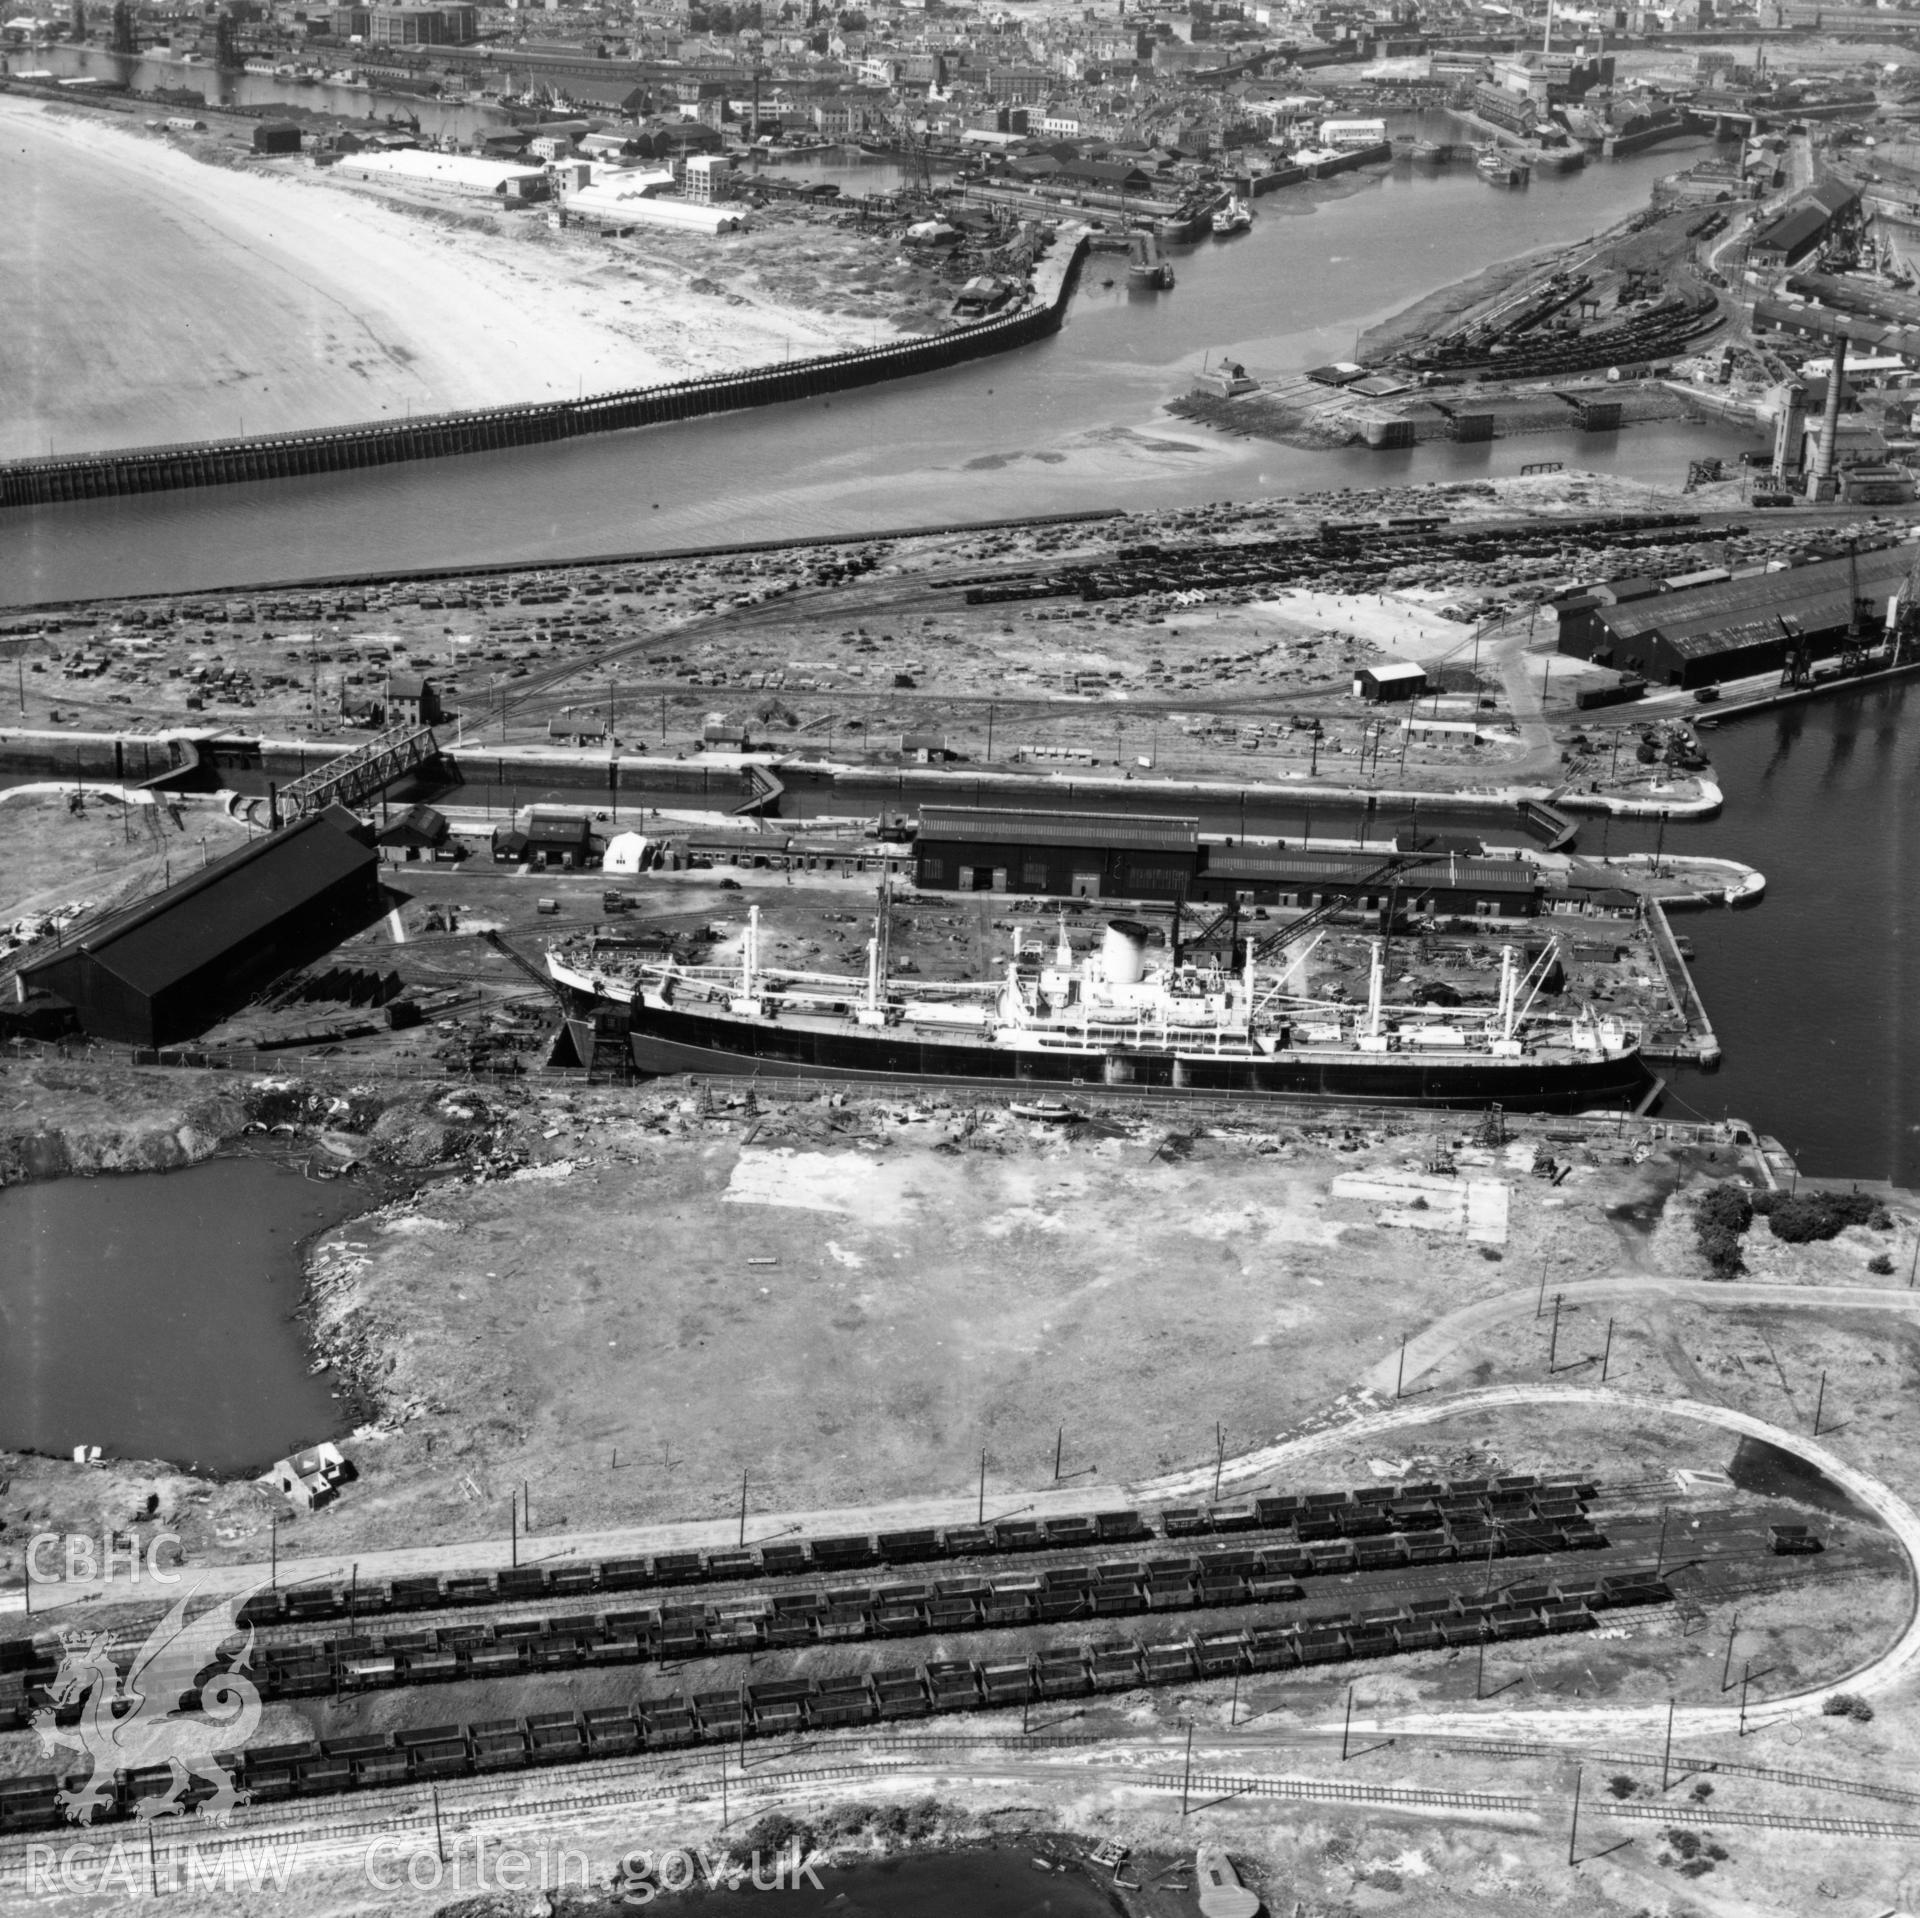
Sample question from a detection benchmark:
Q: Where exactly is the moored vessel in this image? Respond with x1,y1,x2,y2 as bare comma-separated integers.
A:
1127,226,1176,288
548,905,1648,1112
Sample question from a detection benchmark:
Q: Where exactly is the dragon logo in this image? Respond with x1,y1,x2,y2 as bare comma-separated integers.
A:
32,1584,264,1825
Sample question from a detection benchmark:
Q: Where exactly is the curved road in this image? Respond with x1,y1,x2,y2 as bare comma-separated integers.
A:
13,1269,1919,1829
1355,1274,1920,1402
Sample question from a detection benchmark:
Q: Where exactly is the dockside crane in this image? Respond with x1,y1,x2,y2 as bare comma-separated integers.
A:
1249,852,1428,964
1840,536,1875,676
1896,543,1920,669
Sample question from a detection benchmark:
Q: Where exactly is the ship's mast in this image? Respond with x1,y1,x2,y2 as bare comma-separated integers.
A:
743,904,759,1000
1365,937,1385,1039
1497,944,1517,1039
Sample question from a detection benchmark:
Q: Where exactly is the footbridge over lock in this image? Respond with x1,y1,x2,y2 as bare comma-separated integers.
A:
276,722,441,819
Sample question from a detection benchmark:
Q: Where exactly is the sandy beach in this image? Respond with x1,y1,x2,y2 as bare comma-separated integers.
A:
0,98,876,460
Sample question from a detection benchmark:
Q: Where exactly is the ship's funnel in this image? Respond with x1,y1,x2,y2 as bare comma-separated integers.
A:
1102,919,1151,986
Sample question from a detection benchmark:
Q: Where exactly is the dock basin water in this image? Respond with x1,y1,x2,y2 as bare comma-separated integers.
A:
0,1155,372,1472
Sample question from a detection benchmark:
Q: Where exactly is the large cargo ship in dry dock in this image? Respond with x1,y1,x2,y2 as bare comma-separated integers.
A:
548,908,1649,1111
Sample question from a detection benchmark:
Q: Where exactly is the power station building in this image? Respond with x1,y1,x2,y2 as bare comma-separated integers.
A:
17,804,382,1047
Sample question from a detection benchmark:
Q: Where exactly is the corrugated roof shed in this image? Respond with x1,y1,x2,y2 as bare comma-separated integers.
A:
1204,849,1538,890
918,806,1199,853
525,809,595,840
1808,172,1861,218
375,803,450,848
38,804,375,998
1599,543,1911,644
1753,205,1827,259
1597,575,1664,603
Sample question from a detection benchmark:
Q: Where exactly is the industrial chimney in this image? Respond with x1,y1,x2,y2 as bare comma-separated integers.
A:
1814,334,1847,500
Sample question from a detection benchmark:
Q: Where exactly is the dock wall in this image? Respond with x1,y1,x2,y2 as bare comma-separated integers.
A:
0,729,1588,847
1641,895,1721,1065
1696,655,1920,726
0,232,1088,513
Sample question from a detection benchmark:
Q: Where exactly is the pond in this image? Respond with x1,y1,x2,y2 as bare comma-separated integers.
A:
0,1154,375,1473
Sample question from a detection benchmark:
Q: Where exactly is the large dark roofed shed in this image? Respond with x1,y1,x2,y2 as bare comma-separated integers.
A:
914,807,1200,900
918,807,1197,853
18,804,382,1046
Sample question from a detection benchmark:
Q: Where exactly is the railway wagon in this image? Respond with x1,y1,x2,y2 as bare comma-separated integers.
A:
0,1573,1674,1838
19,1495,1625,1730
214,1476,1599,1634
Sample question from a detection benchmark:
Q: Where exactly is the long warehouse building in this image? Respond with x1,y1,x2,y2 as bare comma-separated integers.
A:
1550,542,1915,689
17,804,384,1047
912,808,1541,917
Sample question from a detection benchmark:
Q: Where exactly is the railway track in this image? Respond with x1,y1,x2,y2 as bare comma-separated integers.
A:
1600,1799,1920,1842
1140,1769,1534,1814
479,508,1744,734
1428,1737,1920,1811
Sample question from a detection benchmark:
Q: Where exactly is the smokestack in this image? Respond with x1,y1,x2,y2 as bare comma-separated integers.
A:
1817,334,1847,493
1773,381,1807,478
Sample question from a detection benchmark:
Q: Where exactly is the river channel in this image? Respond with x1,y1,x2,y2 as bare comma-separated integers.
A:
0,121,1758,604
0,1154,371,1471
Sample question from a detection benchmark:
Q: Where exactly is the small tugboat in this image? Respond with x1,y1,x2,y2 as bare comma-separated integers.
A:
1211,196,1253,236
1476,146,1530,186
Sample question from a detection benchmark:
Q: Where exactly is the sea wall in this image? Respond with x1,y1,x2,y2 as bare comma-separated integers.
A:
0,230,1088,512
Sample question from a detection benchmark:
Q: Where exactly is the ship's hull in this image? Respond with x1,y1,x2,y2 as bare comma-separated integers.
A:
590,999,1649,1112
